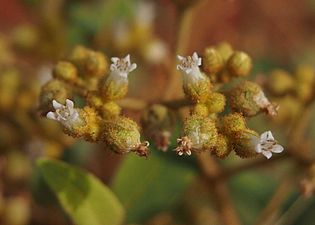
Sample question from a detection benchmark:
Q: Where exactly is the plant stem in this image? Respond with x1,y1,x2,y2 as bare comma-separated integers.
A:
197,153,241,225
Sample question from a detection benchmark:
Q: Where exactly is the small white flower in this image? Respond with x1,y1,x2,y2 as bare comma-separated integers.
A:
254,131,284,159
110,55,137,78
46,99,83,129
177,52,202,77
175,136,193,156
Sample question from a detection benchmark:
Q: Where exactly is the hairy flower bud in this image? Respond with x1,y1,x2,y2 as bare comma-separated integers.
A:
212,134,231,159
295,64,315,84
205,92,226,114
102,116,149,157
202,47,224,75
39,79,71,114
99,55,137,101
221,113,247,136
230,81,277,117
85,51,108,77
53,61,78,82
177,52,212,103
267,69,294,95
191,104,209,117
227,51,252,77
141,104,175,151
215,42,233,62
232,129,259,158
175,115,218,156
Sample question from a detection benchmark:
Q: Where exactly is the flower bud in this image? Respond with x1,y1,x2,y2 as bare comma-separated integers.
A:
39,79,71,114
221,113,247,136
212,134,232,159
0,68,20,111
175,115,218,155
84,51,108,77
230,81,277,117
102,116,149,157
295,82,313,102
100,101,121,119
53,61,78,82
205,92,226,114
191,104,209,117
202,47,224,75
232,129,259,158
69,45,91,67
99,55,137,101
295,64,315,84
141,104,175,151
177,52,212,103
215,42,233,62
227,51,252,77
267,69,294,95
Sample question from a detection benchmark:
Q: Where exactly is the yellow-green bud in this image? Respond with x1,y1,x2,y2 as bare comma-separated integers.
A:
227,51,252,77
53,61,78,82
203,47,224,75
69,45,91,67
295,82,313,102
176,115,218,155
141,104,175,151
11,24,38,50
191,104,209,117
84,51,108,77
100,101,121,119
215,42,233,62
39,79,71,114
232,129,259,158
221,113,247,136
102,116,149,157
295,64,315,84
230,81,272,117
212,134,231,159
0,68,20,111
268,69,294,95
177,53,212,103
205,92,226,114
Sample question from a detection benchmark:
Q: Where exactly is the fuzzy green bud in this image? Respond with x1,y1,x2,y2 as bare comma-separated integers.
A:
191,104,209,117
176,114,218,155
230,81,276,117
205,92,226,114
221,113,247,136
101,101,121,119
102,116,149,157
53,61,78,82
39,79,71,114
141,104,175,151
227,51,252,77
215,42,233,62
177,53,212,103
69,45,91,67
212,134,232,159
268,69,294,95
84,51,108,77
232,129,259,158
203,47,224,75
295,64,315,84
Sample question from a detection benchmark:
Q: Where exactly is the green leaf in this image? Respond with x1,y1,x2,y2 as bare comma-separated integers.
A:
111,151,196,223
37,158,125,225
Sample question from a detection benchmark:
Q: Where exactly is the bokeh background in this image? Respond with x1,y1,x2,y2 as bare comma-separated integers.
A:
1,0,315,225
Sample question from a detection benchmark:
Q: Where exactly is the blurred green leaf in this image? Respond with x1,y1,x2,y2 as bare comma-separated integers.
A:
37,158,125,225
111,151,196,223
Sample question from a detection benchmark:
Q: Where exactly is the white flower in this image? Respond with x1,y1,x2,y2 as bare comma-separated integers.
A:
46,99,83,129
110,55,137,78
175,136,192,156
254,131,284,159
177,52,202,76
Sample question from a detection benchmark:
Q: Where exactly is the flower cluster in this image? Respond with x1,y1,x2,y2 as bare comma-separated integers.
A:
41,43,285,160
41,47,149,157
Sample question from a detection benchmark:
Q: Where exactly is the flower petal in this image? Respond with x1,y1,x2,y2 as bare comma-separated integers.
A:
260,131,274,141
66,99,74,108
129,63,137,72
262,150,272,159
255,144,262,153
52,100,63,109
271,144,284,153
46,112,57,120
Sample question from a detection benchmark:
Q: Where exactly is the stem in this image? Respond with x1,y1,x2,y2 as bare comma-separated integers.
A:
197,153,241,225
